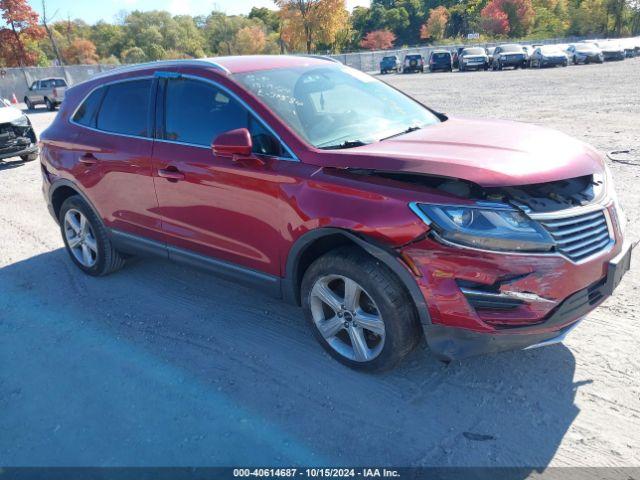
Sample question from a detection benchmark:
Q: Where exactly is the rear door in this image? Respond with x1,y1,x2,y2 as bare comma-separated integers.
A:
69,77,163,242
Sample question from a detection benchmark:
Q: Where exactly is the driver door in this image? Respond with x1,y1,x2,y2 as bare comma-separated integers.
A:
151,75,294,276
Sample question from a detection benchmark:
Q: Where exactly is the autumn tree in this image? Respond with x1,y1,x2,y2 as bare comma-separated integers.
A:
0,0,45,66
235,26,267,54
276,0,349,53
62,38,99,64
359,29,396,49
481,0,535,37
420,6,449,40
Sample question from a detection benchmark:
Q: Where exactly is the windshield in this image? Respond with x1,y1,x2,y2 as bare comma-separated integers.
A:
234,66,440,149
501,45,524,53
462,48,485,55
382,56,396,61
432,52,450,59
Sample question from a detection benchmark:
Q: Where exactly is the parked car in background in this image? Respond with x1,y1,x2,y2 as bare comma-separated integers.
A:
402,54,424,73
39,56,632,370
0,98,38,162
486,46,496,67
621,38,637,58
522,45,533,67
492,44,526,70
601,41,626,61
428,50,453,72
530,45,569,68
567,43,604,64
451,47,465,69
458,47,489,71
380,55,400,74
24,77,68,111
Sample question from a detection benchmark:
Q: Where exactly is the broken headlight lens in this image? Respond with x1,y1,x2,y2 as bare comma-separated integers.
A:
415,203,555,252
10,115,30,127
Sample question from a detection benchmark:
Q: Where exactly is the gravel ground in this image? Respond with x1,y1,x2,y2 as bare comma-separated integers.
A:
1,59,639,469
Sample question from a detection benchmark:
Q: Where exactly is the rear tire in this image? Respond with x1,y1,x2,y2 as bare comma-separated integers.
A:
45,98,55,111
59,195,126,277
301,247,421,371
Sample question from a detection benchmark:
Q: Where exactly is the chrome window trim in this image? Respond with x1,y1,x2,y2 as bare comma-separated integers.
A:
69,75,155,142
68,72,299,161
161,73,299,162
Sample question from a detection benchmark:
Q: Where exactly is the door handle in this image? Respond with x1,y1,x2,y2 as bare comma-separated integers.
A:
158,167,185,181
79,153,97,165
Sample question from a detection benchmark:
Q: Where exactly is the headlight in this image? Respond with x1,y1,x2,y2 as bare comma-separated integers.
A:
10,115,30,127
604,165,627,235
412,203,554,252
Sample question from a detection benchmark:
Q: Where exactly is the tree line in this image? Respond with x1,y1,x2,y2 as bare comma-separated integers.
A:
1,0,639,67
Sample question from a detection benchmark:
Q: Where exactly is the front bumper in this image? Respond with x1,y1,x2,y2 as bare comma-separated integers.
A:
603,51,625,61
0,142,38,161
400,203,632,361
540,57,567,66
1,121,38,161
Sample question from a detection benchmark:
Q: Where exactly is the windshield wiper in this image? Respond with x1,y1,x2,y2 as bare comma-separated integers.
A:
319,140,368,150
380,126,422,141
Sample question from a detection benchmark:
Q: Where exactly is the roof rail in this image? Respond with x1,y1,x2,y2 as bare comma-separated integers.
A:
84,59,230,83
296,54,342,64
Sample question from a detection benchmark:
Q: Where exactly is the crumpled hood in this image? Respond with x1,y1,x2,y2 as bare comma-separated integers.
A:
309,117,604,187
0,105,24,124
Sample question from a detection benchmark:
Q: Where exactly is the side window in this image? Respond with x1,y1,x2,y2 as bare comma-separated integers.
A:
164,78,285,156
96,79,151,137
73,88,105,127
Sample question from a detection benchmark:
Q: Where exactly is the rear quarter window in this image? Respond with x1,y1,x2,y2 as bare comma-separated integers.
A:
95,79,152,137
72,88,105,127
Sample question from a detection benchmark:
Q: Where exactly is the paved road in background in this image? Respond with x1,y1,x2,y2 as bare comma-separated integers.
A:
1,59,639,468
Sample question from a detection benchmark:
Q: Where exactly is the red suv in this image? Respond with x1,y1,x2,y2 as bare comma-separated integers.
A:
40,56,632,370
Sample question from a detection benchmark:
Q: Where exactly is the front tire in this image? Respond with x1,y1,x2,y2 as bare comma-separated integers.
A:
24,97,34,110
301,247,421,371
59,195,126,276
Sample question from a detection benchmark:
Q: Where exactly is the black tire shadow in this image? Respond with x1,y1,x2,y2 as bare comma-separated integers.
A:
0,249,583,471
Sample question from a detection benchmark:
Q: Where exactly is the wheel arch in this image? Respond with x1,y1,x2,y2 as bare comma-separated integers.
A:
50,179,99,224
282,228,431,326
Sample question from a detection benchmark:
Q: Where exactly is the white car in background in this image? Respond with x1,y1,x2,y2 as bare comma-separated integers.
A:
0,99,38,162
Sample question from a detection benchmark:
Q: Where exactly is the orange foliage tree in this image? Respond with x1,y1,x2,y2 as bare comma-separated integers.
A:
62,38,99,64
235,26,267,54
420,6,449,41
276,0,348,53
359,29,396,50
480,0,535,37
0,0,45,66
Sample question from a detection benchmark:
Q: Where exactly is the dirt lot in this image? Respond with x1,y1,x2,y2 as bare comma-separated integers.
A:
1,59,639,468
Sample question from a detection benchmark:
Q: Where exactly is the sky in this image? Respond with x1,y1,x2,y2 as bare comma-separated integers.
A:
32,0,371,24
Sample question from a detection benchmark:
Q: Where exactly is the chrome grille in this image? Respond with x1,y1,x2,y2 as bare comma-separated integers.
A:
538,209,611,262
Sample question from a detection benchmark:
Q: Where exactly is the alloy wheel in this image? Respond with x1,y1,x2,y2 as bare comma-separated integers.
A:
309,274,385,362
64,209,98,268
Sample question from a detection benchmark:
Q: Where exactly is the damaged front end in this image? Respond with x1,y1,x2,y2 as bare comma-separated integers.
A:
344,167,630,360
0,115,38,161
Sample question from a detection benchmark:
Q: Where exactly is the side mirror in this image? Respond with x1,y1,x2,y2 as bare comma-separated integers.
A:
212,128,252,158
